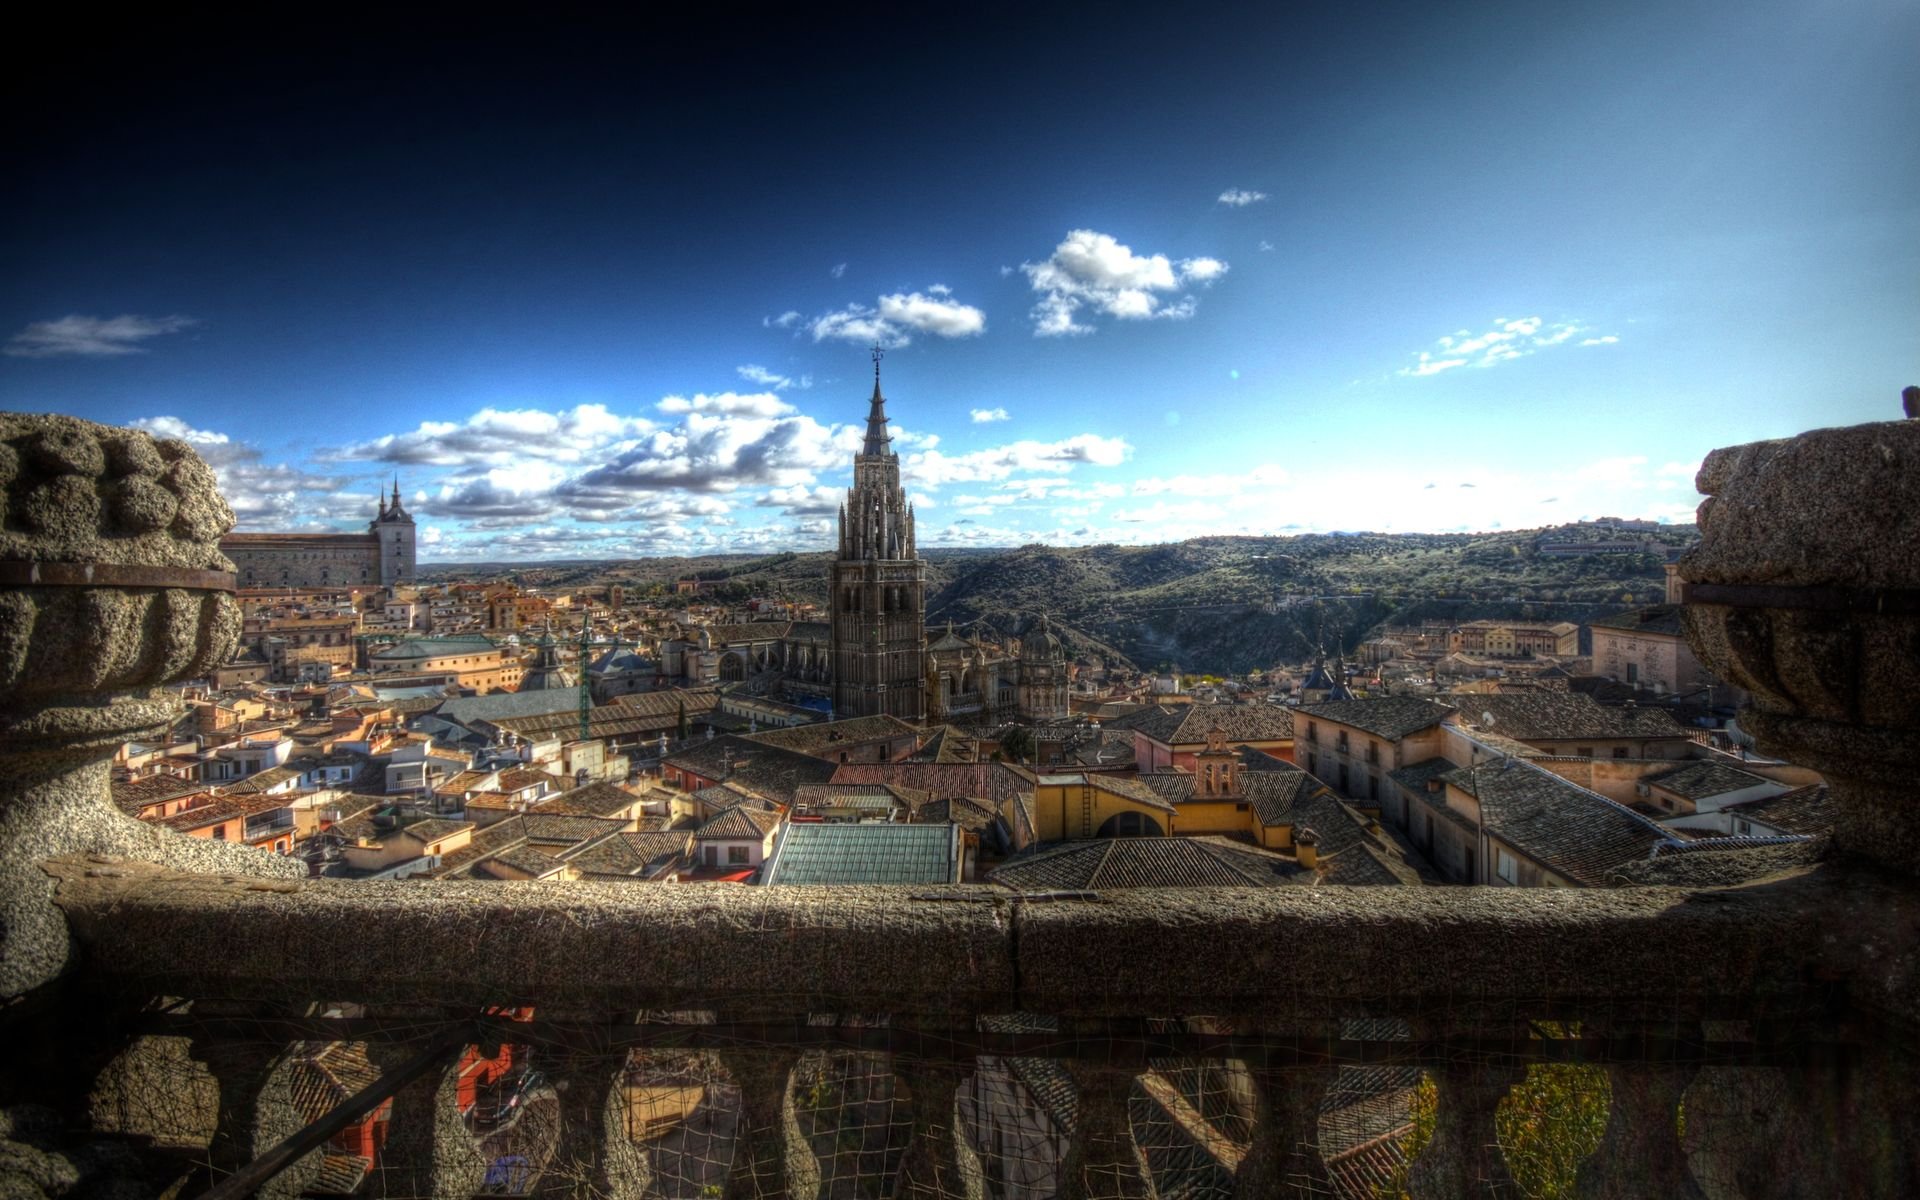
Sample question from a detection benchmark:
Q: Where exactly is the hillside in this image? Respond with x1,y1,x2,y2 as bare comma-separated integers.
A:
419,522,1693,675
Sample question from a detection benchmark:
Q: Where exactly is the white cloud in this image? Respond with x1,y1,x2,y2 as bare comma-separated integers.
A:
1399,316,1617,377
1217,189,1268,207
1021,230,1228,336
906,434,1132,486
736,364,811,391
7,314,198,358
764,311,801,329
1258,240,1275,252
337,403,655,467
970,407,1010,423
830,262,847,279
132,416,348,528
809,289,987,347
658,391,793,418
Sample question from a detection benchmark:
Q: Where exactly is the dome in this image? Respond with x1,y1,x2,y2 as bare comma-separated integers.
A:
1022,616,1065,661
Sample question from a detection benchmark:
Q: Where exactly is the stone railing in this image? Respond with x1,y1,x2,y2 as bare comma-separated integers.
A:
1,408,1917,1198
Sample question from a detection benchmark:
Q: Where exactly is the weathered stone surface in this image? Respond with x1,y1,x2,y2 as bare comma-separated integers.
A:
1683,418,1920,591
0,412,299,1004
1681,417,1920,872
45,859,1920,1032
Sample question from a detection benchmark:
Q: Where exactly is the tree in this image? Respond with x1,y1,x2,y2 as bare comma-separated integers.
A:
676,700,689,741
999,725,1036,764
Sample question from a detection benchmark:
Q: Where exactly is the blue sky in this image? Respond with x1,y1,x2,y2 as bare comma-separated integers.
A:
3,1,1915,561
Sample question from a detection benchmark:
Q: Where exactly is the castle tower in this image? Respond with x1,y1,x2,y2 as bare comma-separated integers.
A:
370,477,416,587
830,347,926,722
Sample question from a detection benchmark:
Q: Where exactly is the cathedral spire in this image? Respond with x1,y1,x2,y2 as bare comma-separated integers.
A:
862,342,892,456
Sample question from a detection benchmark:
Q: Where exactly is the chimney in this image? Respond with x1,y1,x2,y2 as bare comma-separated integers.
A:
1294,826,1319,870
1426,778,1442,793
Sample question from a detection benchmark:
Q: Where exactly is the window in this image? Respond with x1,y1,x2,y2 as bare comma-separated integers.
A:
1368,776,1379,801
1576,747,1593,758
728,845,750,865
1336,731,1350,752
1495,847,1517,884
704,845,718,867
1366,741,1379,765
1612,747,1629,759
1307,752,1318,775
212,826,226,840
1626,663,1639,684
1306,721,1318,744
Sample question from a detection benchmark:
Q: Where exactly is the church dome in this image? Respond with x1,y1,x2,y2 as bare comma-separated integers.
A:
1022,616,1065,662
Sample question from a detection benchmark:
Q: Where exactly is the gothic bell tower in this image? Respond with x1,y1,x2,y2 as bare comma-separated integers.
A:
829,346,926,722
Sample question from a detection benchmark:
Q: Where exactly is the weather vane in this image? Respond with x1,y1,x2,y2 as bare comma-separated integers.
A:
871,341,884,380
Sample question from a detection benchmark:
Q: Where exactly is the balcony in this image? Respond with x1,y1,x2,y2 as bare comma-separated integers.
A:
2,409,1918,1198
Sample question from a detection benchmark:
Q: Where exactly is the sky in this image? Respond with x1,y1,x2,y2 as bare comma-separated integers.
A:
3,1,1915,562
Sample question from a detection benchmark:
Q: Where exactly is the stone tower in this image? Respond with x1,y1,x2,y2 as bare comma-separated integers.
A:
371,478,416,587
830,349,926,722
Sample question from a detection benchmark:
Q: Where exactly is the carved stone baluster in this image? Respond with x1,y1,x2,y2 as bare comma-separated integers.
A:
1060,1062,1154,1200
718,1045,818,1200
363,1020,486,1200
1573,1025,1702,1200
536,1021,649,1199
1766,1039,1918,1199
893,1047,983,1200
186,1015,322,1200
1236,1061,1335,1196
1407,1044,1526,1200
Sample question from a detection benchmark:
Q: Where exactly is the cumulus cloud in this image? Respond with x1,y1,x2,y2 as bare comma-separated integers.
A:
808,289,987,348
737,364,811,391
764,311,801,329
830,262,847,278
1217,189,1267,206
970,407,1010,423
756,484,842,517
7,314,198,358
1021,230,1228,336
131,416,348,528
905,434,1132,486
1400,316,1619,377
657,391,793,418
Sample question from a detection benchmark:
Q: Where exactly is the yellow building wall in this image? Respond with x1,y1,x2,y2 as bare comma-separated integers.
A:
1031,780,1172,841
1168,798,1253,837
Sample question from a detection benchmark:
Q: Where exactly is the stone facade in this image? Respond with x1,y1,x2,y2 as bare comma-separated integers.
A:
220,481,416,589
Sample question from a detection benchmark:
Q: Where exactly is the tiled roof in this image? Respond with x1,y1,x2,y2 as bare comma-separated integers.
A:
497,767,556,792
791,783,931,813
989,836,1307,890
694,804,782,841
111,775,205,815
1298,698,1457,741
1647,759,1771,799
540,780,641,817
1122,702,1294,746
1723,783,1831,835
611,688,721,719
399,817,471,845
828,761,1035,807
435,689,579,727
914,796,1000,834
1444,761,1668,885
1453,693,1683,740
562,830,691,877
221,765,303,794
743,715,918,757
701,622,791,644
154,792,290,832
1589,604,1685,637
665,736,838,801
763,823,960,885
